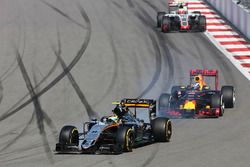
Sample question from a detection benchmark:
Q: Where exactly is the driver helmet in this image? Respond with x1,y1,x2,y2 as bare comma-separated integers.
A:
178,2,184,8
107,115,119,123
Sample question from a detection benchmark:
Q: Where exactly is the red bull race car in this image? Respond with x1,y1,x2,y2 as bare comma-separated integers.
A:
56,99,172,154
158,69,235,118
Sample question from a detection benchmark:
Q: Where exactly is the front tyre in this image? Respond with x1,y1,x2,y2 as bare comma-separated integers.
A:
152,117,172,142
211,94,224,117
159,93,171,110
59,125,79,146
157,12,166,27
116,126,134,152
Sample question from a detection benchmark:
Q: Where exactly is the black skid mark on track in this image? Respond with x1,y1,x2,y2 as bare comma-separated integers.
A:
140,2,174,90
32,67,59,140
0,112,35,152
0,81,3,104
133,2,174,95
92,35,119,107
128,2,174,167
39,0,87,30
137,33,162,98
53,29,98,120
127,0,135,8
0,55,59,122
0,67,59,152
0,5,91,122
111,0,123,9
0,22,59,122
15,49,54,163
142,0,159,11
0,22,26,82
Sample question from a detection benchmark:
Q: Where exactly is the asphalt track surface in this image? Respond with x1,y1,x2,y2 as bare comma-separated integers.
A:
0,0,250,167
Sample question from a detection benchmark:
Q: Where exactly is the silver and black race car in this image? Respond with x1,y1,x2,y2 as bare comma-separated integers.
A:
55,99,172,154
157,11,206,33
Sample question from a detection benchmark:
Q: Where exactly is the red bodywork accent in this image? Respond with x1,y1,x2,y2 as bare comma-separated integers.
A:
180,25,190,30
165,108,220,118
178,9,185,14
162,24,168,32
169,2,188,6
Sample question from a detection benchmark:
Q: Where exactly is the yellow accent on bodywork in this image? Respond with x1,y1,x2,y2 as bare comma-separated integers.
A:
183,101,196,110
112,101,120,105
124,104,150,107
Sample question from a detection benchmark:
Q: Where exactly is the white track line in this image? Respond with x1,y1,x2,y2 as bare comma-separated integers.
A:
185,0,250,80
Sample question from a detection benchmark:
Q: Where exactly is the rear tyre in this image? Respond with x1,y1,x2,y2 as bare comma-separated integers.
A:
211,94,224,116
59,125,79,145
157,12,166,27
116,126,134,152
152,117,172,142
159,93,171,109
221,86,235,108
192,11,201,15
198,15,206,32
171,86,182,95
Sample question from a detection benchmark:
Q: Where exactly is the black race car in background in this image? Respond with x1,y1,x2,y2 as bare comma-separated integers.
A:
159,69,235,118
55,99,172,154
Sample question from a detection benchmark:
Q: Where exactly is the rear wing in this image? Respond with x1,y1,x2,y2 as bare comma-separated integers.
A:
168,1,188,13
169,1,188,7
190,69,218,76
190,69,219,90
121,99,156,108
115,99,156,120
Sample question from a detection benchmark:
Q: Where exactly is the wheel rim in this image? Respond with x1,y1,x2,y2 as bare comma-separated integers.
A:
165,121,172,140
233,89,236,105
221,96,225,115
125,130,133,151
127,134,133,150
221,102,225,114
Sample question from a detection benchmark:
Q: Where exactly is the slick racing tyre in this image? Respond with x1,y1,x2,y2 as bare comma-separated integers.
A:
171,86,183,95
59,125,79,145
211,94,224,116
192,11,201,15
159,93,171,109
198,15,206,32
152,117,172,142
157,12,166,27
221,86,235,108
116,126,134,152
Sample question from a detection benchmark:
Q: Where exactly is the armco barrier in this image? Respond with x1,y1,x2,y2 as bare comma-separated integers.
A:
205,0,250,39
